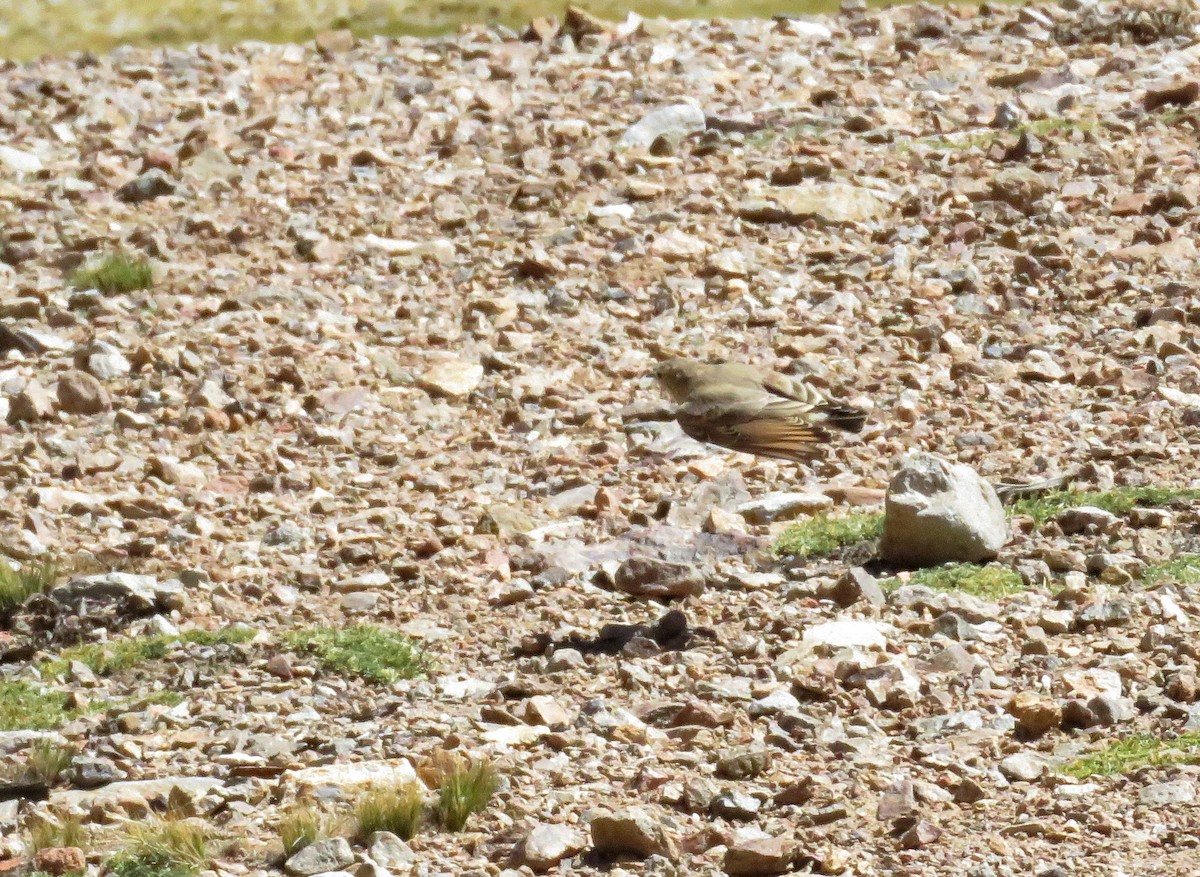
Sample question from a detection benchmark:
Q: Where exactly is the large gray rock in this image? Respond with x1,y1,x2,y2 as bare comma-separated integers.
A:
284,838,354,876
880,453,1008,565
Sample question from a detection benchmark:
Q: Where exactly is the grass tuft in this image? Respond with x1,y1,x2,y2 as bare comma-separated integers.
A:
0,559,58,621
1145,554,1200,586
44,627,255,678
107,820,210,877
278,804,335,856
284,624,430,684
355,783,424,841
1011,487,1200,526
884,563,1025,601
29,813,88,852
69,253,153,293
1064,731,1200,778
433,758,498,832
0,682,70,731
774,512,883,559
25,739,75,786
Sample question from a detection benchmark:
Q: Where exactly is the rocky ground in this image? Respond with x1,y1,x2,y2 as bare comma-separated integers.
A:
3,1,1200,874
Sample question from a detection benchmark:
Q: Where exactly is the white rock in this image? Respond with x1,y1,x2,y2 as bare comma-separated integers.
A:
282,759,422,799
619,103,706,148
0,145,42,173
50,777,223,813
516,823,586,872
802,620,892,650
481,724,550,748
419,360,483,399
880,453,1009,565
367,831,415,869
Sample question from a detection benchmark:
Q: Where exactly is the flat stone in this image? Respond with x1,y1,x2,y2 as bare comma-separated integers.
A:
737,492,832,524
49,573,181,613
999,753,1044,782
710,789,761,820
1054,506,1119,534
613,557,705,599
49,777,223,814
739,184,894,225
418,360,483,398
1139,780,1195,807
802,620,891,650
723,836,795,876
282,760,421,800
619,103,706,148
0,144,43,173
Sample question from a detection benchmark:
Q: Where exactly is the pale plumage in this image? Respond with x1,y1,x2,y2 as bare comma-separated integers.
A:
652,358,867,463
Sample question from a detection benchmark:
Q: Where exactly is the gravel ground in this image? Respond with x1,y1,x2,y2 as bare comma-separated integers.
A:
3,2,1200,875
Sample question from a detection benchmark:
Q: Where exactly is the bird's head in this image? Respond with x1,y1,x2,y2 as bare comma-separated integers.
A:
652,358,701,403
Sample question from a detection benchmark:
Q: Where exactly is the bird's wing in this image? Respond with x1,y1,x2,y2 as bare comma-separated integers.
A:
758,371,867,434
677,392,829,463
757,371,828,407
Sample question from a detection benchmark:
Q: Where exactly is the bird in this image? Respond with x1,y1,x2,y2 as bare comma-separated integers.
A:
652,357,867,464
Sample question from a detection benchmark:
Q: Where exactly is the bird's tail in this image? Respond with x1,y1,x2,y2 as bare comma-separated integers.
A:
812,403,868,434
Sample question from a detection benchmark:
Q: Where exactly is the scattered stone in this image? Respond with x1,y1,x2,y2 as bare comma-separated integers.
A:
0,144,43,173
710,789,761,821
723,837,795,876
117,168,176,202
613,557,705,599
821,566,886,607
737,492,832,524
1139,781,1195,807
899,820,942,850
1007,692,1062,737
367,832,415,869
418,360,483,398
56,370,111,415
32,848,85,876
589,808,676,859
802,620,891,650
8,380,55,423
999,753,1045,782
619,103,706,148
513,823,585,872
